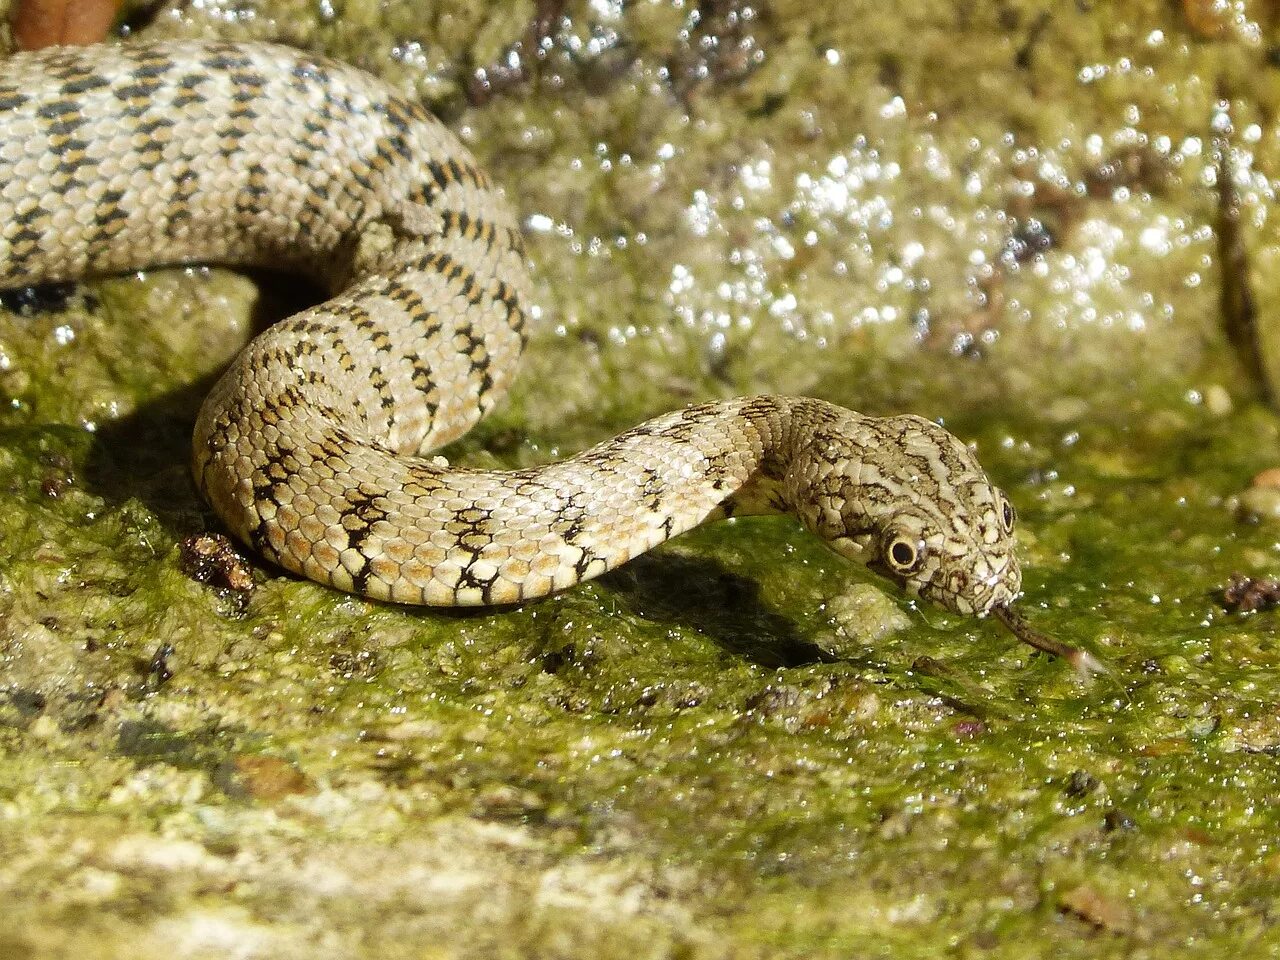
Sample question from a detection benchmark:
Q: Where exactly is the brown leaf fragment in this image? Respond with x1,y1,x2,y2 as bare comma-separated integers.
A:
1183,0,1234,39
1220,574,1280,614
12,0,121,50
1059,884,1132,933
231,756,314,802
180,534,255,594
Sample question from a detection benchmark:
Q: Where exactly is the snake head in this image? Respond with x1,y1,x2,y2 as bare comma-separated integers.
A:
791,413,1022,616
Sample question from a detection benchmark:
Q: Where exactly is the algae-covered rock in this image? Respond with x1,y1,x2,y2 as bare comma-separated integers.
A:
3,1,1280,958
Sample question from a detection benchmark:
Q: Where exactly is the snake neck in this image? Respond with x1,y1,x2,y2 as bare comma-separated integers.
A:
694,396,840,519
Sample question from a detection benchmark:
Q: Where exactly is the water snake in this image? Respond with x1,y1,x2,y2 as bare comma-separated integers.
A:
0,39,1095,668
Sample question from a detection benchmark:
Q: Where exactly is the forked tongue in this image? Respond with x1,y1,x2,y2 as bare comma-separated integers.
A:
992,604,1109,677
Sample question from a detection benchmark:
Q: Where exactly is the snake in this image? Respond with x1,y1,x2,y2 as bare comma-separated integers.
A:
0,38,1096,669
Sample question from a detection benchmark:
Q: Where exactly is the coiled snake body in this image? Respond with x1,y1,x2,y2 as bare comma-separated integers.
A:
0,40,1040,630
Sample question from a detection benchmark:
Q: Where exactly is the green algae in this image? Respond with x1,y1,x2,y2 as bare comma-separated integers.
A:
4,0,1280,957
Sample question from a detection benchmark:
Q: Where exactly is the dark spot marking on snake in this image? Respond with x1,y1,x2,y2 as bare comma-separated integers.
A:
701,450,735,489
135,116,177,135
115,79,166,101
373,130,412,165
456,561,501,603
457,270,479,304
367,328,395,353
0,90,30,111
557,511,591,545
346,166,375,194
235,162,271,215
384,276,435,327
638,465,665,509
340,491,392,560
493,280,524,325
49,135,91,158
572,546,605,581
121,101,157,120
172,73,207,107
59,74,110,96
421,159,459,203
92,190,128,227
164,168,199,228
202,52,255,71
440,210,503,253
36,99,78,121
291,60,331,86
348,557,374,596
3,237,42,272
130,60,175,81
230,69,266,93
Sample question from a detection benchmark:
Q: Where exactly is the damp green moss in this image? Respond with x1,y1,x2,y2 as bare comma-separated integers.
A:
3,1,1280,957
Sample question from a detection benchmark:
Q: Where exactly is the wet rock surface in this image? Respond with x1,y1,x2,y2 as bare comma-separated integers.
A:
3,1,1280,957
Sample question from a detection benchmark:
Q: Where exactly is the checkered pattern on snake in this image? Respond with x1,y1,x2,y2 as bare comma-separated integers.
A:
0,39,1022,615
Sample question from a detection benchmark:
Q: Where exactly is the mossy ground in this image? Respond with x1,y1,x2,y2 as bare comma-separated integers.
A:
3,1,1280,957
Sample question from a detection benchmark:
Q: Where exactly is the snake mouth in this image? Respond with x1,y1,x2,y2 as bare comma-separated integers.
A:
991,604,1107,675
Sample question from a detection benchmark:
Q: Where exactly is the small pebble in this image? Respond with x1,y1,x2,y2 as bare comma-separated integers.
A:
28,714,59,740
1204,384,1232,416
1238,465,1280,521
231,756,313,801
826,584,910,642
1059,883,1132,932
1238,486,1280,521
1251,467,1280,489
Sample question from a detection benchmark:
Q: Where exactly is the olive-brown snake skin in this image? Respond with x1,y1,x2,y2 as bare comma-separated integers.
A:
0,39,1048,635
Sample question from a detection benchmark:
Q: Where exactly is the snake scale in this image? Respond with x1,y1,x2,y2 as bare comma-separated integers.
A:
0,38,1092,664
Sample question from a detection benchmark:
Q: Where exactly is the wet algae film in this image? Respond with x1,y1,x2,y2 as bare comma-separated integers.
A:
2,0,1280,957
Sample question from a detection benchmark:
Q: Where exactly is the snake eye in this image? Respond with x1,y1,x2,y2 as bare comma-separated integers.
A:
884,535,923,573
1000,496,1016,534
